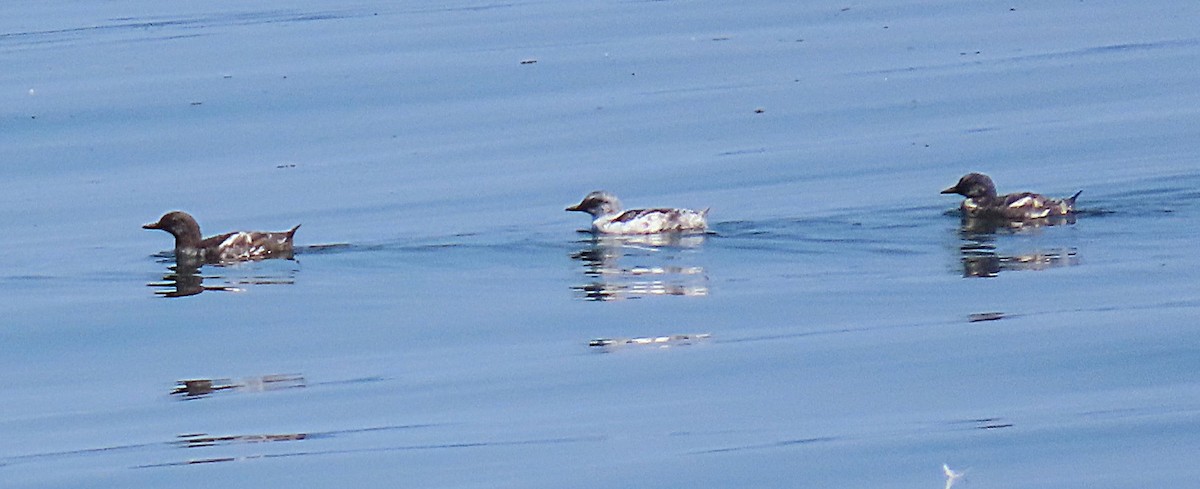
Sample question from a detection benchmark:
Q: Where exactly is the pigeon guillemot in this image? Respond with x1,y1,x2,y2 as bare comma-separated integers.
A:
143,211,300,263
941,173,1081,220
566,191,708,234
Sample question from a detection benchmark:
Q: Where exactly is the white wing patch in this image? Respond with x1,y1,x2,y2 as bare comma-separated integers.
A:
219,233,252,249
217,233,254,261
1007,196,1036,208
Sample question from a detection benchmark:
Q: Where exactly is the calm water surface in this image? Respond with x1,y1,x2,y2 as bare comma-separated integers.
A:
2,1,1199,487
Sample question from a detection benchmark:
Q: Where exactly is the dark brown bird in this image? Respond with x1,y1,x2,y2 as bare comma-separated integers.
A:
143,211,300,264
941,173,1080,220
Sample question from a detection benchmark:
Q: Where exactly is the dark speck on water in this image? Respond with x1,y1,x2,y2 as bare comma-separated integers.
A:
968,312,1007,322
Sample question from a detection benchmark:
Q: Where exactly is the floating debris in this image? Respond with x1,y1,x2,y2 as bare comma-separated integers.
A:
968,312,1005,323
172,379,231,397
171,374,305,398
951,416,1012,430
943,464,965,489
520,58,537,64
176,432,308,448
589,333,711,351
182,457,236,465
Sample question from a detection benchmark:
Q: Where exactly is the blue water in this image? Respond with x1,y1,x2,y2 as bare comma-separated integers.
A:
2,1,1199,487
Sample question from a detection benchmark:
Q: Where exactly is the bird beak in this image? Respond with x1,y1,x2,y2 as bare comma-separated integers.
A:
565,204,582,212
940,185,958,194
143,222,160,229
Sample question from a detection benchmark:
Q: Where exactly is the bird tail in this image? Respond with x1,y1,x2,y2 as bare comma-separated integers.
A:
287,224,302,238
1057,190,1082,215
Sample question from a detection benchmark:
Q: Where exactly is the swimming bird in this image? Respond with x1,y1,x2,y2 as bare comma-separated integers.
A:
566,191,708,234
941,173,1081,220
143,211,300,264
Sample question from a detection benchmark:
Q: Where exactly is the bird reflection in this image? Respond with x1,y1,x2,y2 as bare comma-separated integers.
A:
570,233,709,300
148,259,298,297
953,216,1079,278
957,214,1076,237
959,245,1079,277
